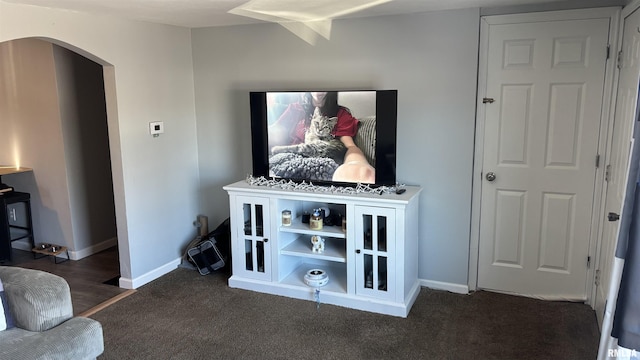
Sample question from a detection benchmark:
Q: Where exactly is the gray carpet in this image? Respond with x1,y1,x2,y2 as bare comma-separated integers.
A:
90,268,599,359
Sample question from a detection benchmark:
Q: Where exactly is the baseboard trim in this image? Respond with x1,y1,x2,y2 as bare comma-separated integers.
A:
118,257,181,290
117,264,468,298
69,237,118,260
420,279,469,294
11,237,118,260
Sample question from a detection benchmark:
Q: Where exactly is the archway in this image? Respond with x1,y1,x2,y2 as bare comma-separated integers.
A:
0,37,128,284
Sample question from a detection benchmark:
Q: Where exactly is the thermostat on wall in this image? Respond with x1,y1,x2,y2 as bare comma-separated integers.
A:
149,121,164,137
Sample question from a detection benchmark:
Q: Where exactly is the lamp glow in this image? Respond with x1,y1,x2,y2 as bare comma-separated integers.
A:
12,139,20,169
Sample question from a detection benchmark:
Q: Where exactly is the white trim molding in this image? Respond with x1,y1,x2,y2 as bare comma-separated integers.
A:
118,256,181,290
11,237,118,260
69,237,118,260
623,0,640,18
420,279,469,295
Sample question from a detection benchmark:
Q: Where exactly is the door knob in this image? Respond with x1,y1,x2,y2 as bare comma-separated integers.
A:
485,172,496,182
608,212,620,222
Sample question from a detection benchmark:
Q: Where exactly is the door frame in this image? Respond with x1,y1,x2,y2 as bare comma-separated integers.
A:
594,1,640,323
469,7,621,306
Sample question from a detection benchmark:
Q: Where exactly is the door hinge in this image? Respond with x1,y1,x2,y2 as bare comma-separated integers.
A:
618,50,624,69
607,45,610,60
596,154,600,168
606,164,612,182
482,97,495,104
595,269,601,286
587,256,591,269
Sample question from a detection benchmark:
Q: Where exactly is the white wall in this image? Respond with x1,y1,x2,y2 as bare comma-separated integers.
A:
0,2,200,286
192,9,480,286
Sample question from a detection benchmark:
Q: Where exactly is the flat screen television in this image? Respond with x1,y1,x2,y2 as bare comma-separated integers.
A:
250,90,397,187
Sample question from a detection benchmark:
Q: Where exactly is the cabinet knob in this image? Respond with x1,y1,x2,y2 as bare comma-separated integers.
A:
356,249,361,254
263,238,269,243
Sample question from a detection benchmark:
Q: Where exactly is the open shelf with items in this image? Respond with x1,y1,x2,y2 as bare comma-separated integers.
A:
280,262,347,294
224,180,421,317
280,235,346,263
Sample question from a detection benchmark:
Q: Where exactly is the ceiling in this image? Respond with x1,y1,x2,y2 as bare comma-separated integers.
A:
2,0,587,28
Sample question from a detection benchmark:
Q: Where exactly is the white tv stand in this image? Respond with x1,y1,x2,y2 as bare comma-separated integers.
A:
223,180,421,317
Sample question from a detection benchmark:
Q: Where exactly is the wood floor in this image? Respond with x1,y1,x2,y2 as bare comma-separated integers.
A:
1,246,130,316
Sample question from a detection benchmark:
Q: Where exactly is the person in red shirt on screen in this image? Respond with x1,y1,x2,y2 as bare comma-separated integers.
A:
269,91,375,184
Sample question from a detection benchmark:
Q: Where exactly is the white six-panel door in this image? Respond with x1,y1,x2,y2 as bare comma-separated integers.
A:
478,15,610,298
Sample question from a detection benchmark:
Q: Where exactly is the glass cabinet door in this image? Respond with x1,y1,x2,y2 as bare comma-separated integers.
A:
355,206,396,300
235,196,271,281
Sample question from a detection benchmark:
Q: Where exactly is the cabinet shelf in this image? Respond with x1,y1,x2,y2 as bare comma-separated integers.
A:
281,236,346,263
280,262,347,294
280,217,345,238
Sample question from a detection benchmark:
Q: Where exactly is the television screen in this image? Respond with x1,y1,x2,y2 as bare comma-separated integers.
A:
250,90,397,187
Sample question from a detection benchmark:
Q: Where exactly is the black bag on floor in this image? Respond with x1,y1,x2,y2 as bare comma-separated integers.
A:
207,217,230,262
187,240,225,275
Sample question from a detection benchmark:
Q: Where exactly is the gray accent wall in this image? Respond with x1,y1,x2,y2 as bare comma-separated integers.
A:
192,9,480,285
53,44,117,253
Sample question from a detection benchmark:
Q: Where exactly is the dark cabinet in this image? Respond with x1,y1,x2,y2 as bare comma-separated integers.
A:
0,192,35,262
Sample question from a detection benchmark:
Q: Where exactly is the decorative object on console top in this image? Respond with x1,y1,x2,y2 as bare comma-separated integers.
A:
245,175,404,195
